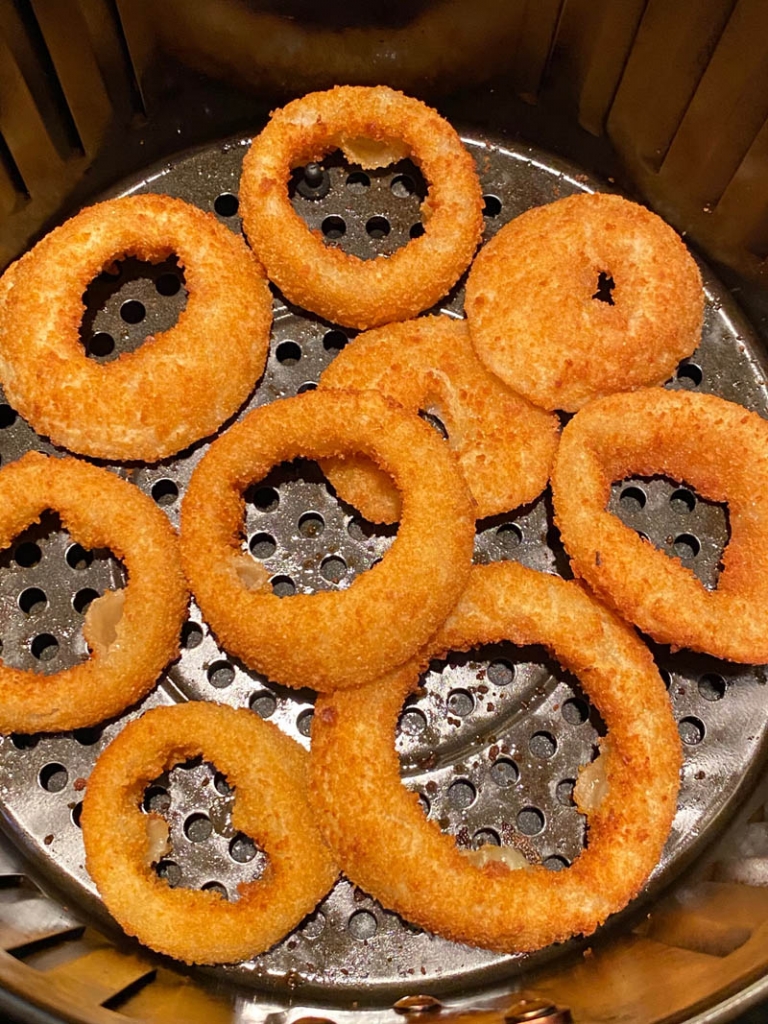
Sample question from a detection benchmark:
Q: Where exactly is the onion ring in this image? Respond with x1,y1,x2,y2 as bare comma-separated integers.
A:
551,388,768,662
318,316,560,523
465,193,703,411
82,701,338,964
239,85,484,330
0,194,272,461
0,452,187,733
310,561,681,952
179,389,475,691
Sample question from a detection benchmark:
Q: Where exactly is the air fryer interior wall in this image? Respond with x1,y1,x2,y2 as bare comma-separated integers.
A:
1,3,768,1024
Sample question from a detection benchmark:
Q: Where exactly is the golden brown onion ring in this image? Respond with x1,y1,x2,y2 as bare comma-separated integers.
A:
465,193,703,412
552,388,768,662
180,389,475,691
239,86,484,330
82,702,338,964
310,561,680,952
318,316,560,523
0,194,272,461
0,452,187,733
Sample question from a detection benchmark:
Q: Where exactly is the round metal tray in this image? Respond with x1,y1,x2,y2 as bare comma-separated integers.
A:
0,130,766,1003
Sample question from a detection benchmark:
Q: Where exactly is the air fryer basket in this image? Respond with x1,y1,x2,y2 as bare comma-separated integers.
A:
2,3,768,1024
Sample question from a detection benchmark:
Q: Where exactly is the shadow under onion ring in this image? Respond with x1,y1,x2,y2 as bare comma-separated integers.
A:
551,388,768,662
179,389,475,691
0,452,188,734
309,561,680,952
82,702,338,964
239,85,484,330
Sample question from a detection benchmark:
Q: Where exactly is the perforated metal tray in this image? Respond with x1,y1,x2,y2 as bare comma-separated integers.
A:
0,131,766,1003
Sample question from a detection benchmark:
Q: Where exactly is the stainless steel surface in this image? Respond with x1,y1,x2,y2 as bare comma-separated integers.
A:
0,131,767,1008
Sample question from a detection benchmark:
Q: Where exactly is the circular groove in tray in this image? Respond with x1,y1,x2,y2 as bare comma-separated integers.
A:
0,131,766,1000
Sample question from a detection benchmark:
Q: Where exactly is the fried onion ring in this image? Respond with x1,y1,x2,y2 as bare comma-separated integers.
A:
82,702,338,964
239,86,484,330
0,194,272,461
465,193,703,411
0,452,187,733
552,388,768,662
180,389,475,691
318,316,559,523
310,561,680,952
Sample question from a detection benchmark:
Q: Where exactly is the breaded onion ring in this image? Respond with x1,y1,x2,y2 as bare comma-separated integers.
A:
552,388,768,662
0,194,272,461
310,561,681,952
0,452,187,733
180,389,475,691
465,193,703,412
239,86,484,330
318,316,559,523
82,702,338,964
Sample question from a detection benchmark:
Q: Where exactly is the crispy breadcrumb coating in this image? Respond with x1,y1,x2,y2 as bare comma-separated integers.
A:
319,316,559,522
310,561,681,952
0,195,272,461
240,86,483,329
466,193,703,411
180,389,475,691
0,452,187,732
553,388,768,661
83,702,338,963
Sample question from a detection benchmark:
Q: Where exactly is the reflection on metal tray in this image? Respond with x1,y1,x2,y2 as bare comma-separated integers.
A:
0,132,766,1005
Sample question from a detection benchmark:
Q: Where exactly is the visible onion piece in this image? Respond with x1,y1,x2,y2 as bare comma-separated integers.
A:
180,390,475,691
145,813,171,867
310,561,681,952
234,555,269,591
574,743,610,814
84,589,126,655
340,136,411,169
463,845,529,871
